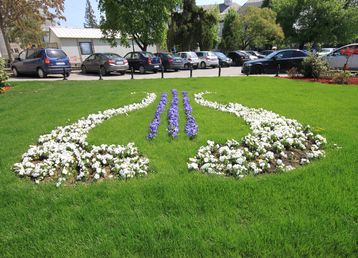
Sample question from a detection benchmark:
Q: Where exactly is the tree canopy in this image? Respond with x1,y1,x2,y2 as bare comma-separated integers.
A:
0,0,65,60
220,7,284,51
99,0,181,51
271,0,358,47
167,0,220,51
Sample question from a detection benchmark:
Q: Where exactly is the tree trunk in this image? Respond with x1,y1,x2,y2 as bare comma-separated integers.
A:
0,25,12,62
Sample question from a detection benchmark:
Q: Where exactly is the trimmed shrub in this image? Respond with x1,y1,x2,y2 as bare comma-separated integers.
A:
0,58,9,87
332,71,352,84
301,54,329,78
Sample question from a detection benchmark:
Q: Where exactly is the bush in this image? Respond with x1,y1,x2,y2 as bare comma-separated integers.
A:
0,58,9,87
332,71,352,84
301,54,329,78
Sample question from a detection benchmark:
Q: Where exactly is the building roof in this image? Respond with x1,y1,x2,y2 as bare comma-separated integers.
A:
201,1,241,17
50,27,109,39
239,0,263,12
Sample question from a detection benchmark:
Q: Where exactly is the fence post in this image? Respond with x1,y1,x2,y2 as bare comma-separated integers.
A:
161,65,164,79
63,67,67,80
275,64,280,77
99,65,103,80
131,67,134,80
218,64,221,77
190,63,193,78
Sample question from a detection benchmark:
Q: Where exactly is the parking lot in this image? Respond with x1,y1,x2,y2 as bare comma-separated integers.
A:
8,66,280,81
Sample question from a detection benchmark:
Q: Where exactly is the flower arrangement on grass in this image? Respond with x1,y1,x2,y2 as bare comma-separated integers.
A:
0,57,11,94
168,89,179,138
183,91,198,138
13,93,157,186
147,92,168,140
188,92,326,177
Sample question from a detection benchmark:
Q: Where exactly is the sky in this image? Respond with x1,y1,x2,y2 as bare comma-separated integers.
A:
61,0,248,27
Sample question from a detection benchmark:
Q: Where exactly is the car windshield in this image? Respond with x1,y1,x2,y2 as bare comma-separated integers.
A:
266,51,279,59
104,53,122,59
46,49,67,59
142,52,154,58
215,52,226,58
163,53,174,58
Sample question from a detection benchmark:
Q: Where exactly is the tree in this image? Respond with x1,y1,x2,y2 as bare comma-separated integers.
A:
219,9,241,51
167,0,220,51
197,7,220,50
237,7,284,49
99,0,181,51
0,0,65,60
262,0,273,8
271,0,358,48
84,0,98,28
9,14,45,49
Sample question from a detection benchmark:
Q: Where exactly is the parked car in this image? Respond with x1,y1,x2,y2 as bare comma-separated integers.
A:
81,53,128,76
242,49,308,74
322,44,358,70
227,51,251,66
214,52,232,67
176,51,199,69
245,50,266,59
11,48,71,78
317,48,335,56
196,51,219,69
260,50,275,56
124,51,162,74
154,52,184,71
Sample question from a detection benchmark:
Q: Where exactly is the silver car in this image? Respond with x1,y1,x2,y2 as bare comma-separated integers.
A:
177,51,199,69
196,51,219,69
322,44,358,70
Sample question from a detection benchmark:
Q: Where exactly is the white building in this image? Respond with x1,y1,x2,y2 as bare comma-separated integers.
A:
48,27,158,67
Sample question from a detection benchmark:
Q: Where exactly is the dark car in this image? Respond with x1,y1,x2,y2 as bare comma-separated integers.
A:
214,52,232,67
81,53,128,76
242,49,308,74
11,48,71,78
154,52,183,71
245,50,266,59
227,51,251,66
124,51,162,74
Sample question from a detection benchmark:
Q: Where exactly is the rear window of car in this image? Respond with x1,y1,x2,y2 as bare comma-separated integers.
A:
189,52,198,58
215,52,226,58
46,49,67,59
104,53,122,59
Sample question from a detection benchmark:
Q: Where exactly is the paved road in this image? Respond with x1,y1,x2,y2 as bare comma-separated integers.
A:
8,66,279,81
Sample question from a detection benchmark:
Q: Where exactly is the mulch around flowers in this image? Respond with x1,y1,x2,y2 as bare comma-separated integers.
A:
278,76,358,85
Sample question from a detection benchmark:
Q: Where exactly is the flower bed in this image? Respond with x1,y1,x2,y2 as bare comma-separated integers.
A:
13,93,157,186
183,92,198,138
188,92,326,177
0,85,12,94
147,92,168,140
168,89,179,138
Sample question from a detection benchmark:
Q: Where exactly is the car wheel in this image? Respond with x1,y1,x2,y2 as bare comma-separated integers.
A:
174,69,179,72
81,65,87,74
66,72,71,78
184,63,189,69
153,70,158,73
12,67,19,77
256,66,263,74
139,66,145,74
200,62,206,69
100,66,107,76
120,71,126,75
37,68,47,78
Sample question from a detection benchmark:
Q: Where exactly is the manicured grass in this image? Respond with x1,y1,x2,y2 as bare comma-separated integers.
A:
0,77,357,257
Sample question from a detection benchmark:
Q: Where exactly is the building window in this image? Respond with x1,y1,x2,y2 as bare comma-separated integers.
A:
79,42,93,55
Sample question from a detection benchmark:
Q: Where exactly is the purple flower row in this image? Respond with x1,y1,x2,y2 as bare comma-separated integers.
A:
147,92,168,140
183,92,198,138
168,89,179,138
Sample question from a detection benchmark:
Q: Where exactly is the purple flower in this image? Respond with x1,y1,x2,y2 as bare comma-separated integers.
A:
147,93,167,140
183,92,198,138
168,89,179,138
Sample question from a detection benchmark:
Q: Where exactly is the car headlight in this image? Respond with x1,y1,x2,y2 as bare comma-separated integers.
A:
246,63,253,67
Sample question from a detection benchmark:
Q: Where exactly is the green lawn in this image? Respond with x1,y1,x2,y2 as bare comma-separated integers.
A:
0,77,357,257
